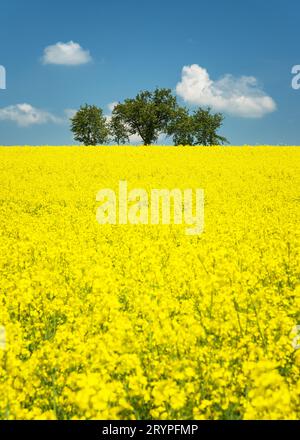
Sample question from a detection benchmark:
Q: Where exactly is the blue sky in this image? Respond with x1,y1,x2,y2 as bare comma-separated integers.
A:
0,0,299,145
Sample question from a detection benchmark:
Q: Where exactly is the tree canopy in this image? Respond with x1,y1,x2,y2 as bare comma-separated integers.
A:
111,88,178,145
71,104,109,146
167,107,228,146
70,90,229,146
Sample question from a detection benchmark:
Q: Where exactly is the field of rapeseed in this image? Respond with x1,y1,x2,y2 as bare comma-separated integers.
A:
0,146,300,420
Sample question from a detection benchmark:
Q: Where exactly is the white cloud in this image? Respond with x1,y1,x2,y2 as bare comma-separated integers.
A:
42,41,92,65
64,108,77,119
107,102,119,112
0,103,62,127
128,133,142,144
128,133,167,145
176,64,276,118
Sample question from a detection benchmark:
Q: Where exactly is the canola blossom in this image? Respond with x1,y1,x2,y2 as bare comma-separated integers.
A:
0,146,299,420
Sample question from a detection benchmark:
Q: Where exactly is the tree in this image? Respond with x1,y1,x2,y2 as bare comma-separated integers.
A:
70,104,109,146
168,107,228,146
166,107,194,146
109,112,130,145
112,88,178,145
191,108,228,146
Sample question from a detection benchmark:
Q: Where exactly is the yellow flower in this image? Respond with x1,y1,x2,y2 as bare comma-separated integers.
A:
0,146,299,419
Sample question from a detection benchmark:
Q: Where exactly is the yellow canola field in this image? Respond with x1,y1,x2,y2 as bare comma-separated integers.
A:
0,146,300,420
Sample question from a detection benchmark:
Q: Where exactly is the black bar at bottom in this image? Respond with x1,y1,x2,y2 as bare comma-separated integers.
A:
0,420,299,438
